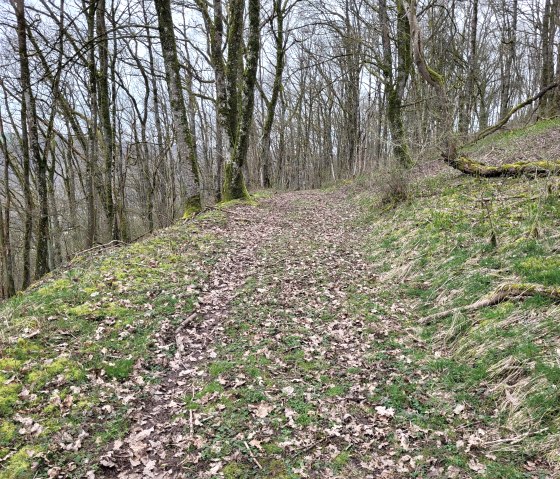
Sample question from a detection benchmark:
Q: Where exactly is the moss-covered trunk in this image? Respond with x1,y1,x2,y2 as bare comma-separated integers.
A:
380,0,413,169
96,0,119,240
442,145,560,178
222,0,260,200
222,162,249,201
195,0,261,201
0,106,16,297
154,0,200,207
14,0,50,279
386,87,411,168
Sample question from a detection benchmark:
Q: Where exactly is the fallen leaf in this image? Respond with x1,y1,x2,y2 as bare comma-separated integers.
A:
282,386,295,396
254,402,274,418
453,404,465,415
375,405,395,417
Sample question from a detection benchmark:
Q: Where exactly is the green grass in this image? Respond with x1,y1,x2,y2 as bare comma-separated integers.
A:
103,358,135,380
463,117,560,156
331,451,351,472
356,171,560,471
0,215,226,477
514,256,560,285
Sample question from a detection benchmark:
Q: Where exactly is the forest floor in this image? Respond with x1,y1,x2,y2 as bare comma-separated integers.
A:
2,146,560,477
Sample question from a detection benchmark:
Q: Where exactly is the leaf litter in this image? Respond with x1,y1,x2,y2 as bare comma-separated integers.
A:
5,188,554,478
99,190,554,478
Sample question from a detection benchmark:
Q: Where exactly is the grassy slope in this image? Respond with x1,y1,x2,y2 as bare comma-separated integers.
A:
0,209,229,478
463,117,560,164
1,120,559,478
354,120,560,475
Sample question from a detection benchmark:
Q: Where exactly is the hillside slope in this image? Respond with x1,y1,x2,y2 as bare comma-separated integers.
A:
1,122,560,478
358,172,560,476
465,117,560,166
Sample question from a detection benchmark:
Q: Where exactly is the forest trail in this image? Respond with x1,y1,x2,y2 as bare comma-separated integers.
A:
2,177,558,478
102,188,431,478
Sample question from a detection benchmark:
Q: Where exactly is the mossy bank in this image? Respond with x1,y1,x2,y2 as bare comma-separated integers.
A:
356,171,560,475
0,209,230,477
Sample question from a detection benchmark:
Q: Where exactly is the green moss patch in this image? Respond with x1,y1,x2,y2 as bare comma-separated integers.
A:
0,209,228,476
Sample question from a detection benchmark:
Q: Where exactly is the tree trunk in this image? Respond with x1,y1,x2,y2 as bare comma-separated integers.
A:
63,122,80,255
499,0,518,118
13,0,50,279
154,0,200,208
47,153,63,268
458,0,478,135
261,0,285,188
0,206,6,299
0,112,15,297
443,82,560,177
86,0,98,248
539,0,556,116
222,0,261,200
380,0,412,169
145,13,171,225
97,0,119,240
442,147,560,178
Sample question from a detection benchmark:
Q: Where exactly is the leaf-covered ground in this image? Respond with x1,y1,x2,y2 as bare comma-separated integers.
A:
1,177,559,478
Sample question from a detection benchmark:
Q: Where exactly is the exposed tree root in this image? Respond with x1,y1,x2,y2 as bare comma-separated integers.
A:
421,283,560,324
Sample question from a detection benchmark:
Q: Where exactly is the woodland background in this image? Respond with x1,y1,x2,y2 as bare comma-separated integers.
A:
0,0,559,298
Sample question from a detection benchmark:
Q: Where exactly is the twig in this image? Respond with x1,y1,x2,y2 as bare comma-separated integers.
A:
291,436,328,458
70,240,126,263
176,312,198,334
398,262,414,282
243,441,263,469
183,205,255,225
481,196,498,247
175,312,198,356
420,283,560,324
189,386,195,437
484,427,548,446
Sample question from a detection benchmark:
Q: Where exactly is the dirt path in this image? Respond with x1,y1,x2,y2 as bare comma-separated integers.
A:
99,190,449,478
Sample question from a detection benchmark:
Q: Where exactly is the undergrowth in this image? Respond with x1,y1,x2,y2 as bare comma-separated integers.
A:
0,210,228,477
357,172,560,473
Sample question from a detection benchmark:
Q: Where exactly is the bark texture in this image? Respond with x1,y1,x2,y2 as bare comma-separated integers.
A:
222,0,261,200
13,0,50,279
154,0,200,206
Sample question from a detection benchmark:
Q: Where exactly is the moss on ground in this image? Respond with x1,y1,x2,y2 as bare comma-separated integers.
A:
0,215,226,477
0,447,43,479
356,172,560,471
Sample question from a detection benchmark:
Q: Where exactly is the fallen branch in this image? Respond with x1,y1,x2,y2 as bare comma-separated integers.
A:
442,148,560,178
208,205,255,223
483,427,548,447
472,82,559,145
176,312,198,334
243,441,263,469
420,283,560,324
189,386,195,437
440,82,560,178
70,240,126,263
